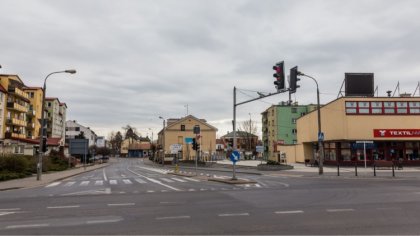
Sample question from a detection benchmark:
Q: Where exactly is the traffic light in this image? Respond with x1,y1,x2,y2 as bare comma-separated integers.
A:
42,137,47,153
192,138,197,150
290,66,301,93
273,61,285,91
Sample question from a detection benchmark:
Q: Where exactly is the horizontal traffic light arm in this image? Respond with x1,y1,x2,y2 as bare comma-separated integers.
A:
235,88,289,107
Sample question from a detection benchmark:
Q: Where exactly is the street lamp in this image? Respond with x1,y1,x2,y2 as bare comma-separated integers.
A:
298,71,324,175
159,116,165,167
37,69,76,181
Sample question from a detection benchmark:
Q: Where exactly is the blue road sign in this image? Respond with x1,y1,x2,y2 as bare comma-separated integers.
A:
185,137,193,144
318,132,324,142
230,150,240,163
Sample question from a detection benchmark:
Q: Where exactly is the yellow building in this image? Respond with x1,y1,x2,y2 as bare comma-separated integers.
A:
0,74,30,140
23,87,44,139
278,96,420,166
157,115,218,162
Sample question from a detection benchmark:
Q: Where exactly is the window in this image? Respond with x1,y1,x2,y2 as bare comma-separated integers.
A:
293,140,297,144
180,125,185,131
409,102,420,114
291,107,297,113
371,101,383,114
292,118,297,124
384,102,395,114
75,127,80,131
358,101,370,114
48,102,51,107
396,102,408,114
345,101,357,114
292,129,297,134
300,112,306,117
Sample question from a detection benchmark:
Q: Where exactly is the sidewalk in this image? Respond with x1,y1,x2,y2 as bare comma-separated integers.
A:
0,163,109,191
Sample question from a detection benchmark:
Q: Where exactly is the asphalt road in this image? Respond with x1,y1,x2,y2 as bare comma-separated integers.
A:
2,158,420,235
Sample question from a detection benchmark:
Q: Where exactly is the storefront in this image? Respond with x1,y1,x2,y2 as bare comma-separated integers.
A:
295,96,420,166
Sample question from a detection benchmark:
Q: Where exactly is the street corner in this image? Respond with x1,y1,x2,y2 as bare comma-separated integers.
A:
208,177,257,185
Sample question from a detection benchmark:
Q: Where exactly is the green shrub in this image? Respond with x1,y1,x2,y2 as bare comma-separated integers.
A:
267,160,281,165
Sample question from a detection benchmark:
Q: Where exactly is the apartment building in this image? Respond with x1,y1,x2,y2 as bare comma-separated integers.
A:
65,120,97,147
0,84,6,139
24,87,43,139
261,103,317,160
0,75,30,140
45,97,67,138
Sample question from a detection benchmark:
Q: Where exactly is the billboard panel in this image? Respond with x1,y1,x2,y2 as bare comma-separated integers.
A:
345,73,374,97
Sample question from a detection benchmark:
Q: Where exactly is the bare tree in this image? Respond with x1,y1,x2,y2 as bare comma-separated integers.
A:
238,119,258,152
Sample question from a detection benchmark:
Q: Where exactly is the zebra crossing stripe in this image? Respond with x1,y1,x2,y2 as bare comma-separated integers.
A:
95,180,103,186
160,178,174,183
171,177,187,183
46,182,61,188
80,181,90,186
135,178,146,184
122,179,132,184
110,180,117,185
63,182,75,187
183,177,200,182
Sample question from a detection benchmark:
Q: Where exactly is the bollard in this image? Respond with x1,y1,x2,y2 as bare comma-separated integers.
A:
392,164,395,177
374,164,376,177
355,162,358,176
337,163,340,176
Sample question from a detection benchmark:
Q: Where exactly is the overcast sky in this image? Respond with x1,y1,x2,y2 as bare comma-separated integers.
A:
1,0,420,139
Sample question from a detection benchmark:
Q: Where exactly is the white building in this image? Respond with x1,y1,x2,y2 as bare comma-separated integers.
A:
65,120,97,147
45,97,67,139
96,136,105,148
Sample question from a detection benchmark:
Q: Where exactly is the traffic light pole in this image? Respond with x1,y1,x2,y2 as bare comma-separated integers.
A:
232,86,288,166
299,73,324,175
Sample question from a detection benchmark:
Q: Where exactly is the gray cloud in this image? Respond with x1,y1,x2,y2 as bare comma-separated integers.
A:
1,0,420,138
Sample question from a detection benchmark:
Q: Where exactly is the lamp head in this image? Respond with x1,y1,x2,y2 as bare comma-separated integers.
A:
65,69,77,74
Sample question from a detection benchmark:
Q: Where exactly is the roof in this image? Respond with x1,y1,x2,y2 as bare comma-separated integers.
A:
221,131,258,139
161,115,218,134
47,138,62,146
24,87,43,90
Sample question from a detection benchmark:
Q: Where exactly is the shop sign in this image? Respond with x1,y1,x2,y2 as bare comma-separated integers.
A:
373,129,420,138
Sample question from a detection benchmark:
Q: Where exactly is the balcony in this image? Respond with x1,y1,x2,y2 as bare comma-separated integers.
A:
7,102,29,113
5,132,26,139
27,122,35,129
6,118,27,127
8,86,30,100
27,108,36,116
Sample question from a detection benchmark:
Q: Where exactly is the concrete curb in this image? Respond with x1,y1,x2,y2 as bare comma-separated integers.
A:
208,178,257,184
0,163,110,191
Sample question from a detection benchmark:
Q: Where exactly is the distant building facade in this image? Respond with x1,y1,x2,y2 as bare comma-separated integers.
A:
65,120,97,147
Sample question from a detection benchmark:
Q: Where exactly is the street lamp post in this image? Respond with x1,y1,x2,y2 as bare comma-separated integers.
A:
298,72,324,175
37,69,76,181
159,116,165,167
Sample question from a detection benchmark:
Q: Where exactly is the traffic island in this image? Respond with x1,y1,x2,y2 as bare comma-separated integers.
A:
208,177,257,185
168,171,196,178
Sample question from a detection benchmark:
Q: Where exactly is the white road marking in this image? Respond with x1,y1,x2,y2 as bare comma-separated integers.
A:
218,213,249,217
47,205,80,209
0,208,20,211
255,184,262,188
160,178,175,183
80,181,90,186
103,168,108,181
95,180,104,186
200,188,207,191
127,167,180,191
107,203,135,206
171,177,187,183
121,174,126,177
122,179,132,184
63,182,76,187
188,189,196,192
0,212,17,216
110,180,117,185
327,209,355,212
86,219,122,224
147,190,155,193
45,182,61,188
6,224,49,229
156,216,190,220
135,178,146,184
275,210,304,214
183,177,200,182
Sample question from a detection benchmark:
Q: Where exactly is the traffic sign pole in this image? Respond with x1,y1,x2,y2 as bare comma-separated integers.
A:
232,162,237,180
